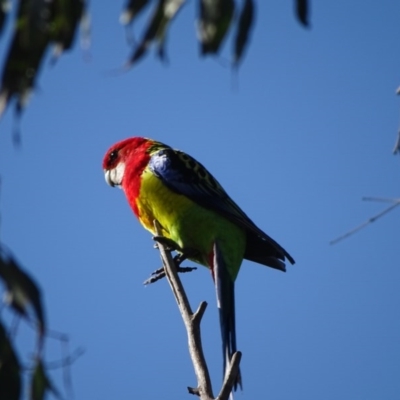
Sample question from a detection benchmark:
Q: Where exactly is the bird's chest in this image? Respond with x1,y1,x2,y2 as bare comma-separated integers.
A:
132,168,246,275
135,169,194,237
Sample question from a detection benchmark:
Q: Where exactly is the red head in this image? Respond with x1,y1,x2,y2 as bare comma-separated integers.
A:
103,137,156,216
102,137,154,187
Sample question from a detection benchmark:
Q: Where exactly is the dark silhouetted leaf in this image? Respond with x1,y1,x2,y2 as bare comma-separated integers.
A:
0,247,46,345
233,0,254,66
0,0,86,119
30,359,61,400
155,0,185,62
0,0,11,37
128,0,185,67
49,0,85,61
296,0,309,27
198,0,235,55
0,0,51,118
120,0,150,25
0,321,21,400
393,130,400,155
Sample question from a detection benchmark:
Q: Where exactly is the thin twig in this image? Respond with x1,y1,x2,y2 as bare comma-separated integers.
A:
41,347,85,370
216,352,242,400
330,199,400,245
362,196,400,204
393,129,400,154
153,220,240,400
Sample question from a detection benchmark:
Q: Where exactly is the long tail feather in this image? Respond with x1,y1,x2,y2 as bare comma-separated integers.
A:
213,242,242,391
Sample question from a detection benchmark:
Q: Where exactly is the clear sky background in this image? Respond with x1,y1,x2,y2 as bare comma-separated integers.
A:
0,1,399,399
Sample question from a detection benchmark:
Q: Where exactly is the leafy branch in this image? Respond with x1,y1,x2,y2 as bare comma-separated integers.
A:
0,244,82,400
153,220,241,400
0,0,310,123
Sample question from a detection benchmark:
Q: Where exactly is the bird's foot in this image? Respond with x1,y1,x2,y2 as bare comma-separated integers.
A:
153,235,200,265
173,248,200,265
143,265,197,286
152,236,183,252
177,265,197,274
149,237,198,285
143,268,165,285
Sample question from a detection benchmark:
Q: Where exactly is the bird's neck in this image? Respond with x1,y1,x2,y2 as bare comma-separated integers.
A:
123,151,152,217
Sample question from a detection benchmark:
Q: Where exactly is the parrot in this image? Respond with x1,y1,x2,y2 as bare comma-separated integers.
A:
102,137,295,390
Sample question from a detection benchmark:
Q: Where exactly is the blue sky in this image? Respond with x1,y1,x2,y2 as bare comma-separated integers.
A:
0,1,399,399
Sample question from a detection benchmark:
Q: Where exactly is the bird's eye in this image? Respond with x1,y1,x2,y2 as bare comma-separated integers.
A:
109,150,119,163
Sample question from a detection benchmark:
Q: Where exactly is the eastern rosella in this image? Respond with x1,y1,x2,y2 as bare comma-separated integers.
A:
103,137,295,389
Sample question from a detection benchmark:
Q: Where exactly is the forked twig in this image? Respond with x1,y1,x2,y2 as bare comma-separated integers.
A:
330,197,400,245
153,220,241,400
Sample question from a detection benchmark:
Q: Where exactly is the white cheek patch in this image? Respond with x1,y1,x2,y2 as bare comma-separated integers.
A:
105,162,125,188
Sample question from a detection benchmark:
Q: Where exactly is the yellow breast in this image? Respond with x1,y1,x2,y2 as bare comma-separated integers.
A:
135,168,194,238
135,167,246,277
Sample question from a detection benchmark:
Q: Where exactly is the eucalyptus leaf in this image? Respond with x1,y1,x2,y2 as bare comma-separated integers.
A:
198,0,235,55
128,0,185,66
233,0,254,66
0,247,46,343
295,0,309,27
0,321,21,400
30,359,61,400
120,0,150,25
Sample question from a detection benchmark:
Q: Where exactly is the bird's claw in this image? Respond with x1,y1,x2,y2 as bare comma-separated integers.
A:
143,266,165,285
173,248,200,265
143,271,165,285
152,236,183,252
177,266,197,274
151,267,164,276
143,265,197,285
153,236,199,265
173,253,186,265
148,237,198,285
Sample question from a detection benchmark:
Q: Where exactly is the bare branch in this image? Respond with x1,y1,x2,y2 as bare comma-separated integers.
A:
153,220,241,400
153,220,214,400
330,198,400,245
